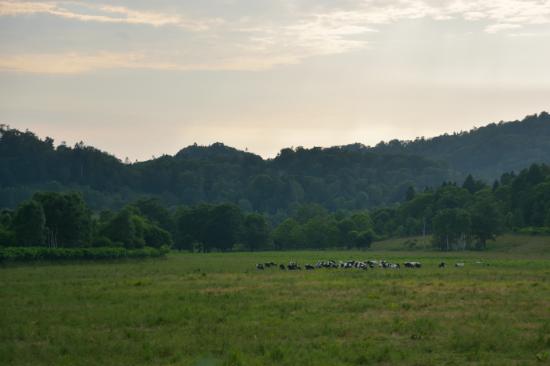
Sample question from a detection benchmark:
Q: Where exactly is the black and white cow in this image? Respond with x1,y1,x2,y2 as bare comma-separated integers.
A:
404,261,421,268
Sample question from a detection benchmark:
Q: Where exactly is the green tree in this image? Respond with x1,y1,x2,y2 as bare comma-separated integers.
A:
131,198,175,233
242,213,270,251
101,208,145,248
272,218,302,250
13,200,45,246
33,192,92,247
143,224,173,249
351,229,375,249
468,190,502,249
203,204,243,252
432,208,471,251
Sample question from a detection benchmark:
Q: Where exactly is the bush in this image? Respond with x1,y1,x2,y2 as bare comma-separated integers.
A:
0,246,168,263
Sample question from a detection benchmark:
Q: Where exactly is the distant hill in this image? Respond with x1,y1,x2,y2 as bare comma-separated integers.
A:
366,112,550,180
175,142,262,162
0,111,549,211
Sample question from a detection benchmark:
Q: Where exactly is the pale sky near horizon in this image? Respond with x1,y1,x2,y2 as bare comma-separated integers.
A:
1,1,550,161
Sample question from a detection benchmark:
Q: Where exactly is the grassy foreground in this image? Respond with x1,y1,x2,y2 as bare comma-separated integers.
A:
1,241,550,365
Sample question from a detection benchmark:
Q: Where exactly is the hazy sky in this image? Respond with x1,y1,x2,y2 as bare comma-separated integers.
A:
1,0,550,160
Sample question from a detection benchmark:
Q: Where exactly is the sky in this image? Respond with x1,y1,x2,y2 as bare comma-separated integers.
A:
1,0,550,161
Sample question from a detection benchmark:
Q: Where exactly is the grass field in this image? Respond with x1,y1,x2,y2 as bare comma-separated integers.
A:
1,236,550,365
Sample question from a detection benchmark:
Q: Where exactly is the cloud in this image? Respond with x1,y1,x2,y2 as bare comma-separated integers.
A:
0,52,144,74
2,0,550,73
0,1,219,30
0,51,302,74
242,0,550,64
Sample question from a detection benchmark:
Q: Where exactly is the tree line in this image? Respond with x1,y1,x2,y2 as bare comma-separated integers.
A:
0,192,376,252
0,162,549,253
369,163,550,250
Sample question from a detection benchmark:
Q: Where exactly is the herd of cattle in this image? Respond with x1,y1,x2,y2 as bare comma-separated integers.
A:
256,260,469,270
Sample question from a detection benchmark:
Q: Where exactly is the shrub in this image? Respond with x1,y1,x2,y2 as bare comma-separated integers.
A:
0,246,168,263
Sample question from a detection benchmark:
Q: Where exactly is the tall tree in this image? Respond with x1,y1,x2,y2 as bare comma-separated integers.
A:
242,213,270,251
203,204,243,252
33,192,92,247
468,190,502,249
13,200,45,246
432,208,471,251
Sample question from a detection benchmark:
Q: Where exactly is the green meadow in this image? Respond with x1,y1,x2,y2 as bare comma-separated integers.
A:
2,236,550,365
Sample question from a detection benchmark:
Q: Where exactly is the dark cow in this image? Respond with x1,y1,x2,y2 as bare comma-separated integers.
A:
404,262,422,268
256,263,265,270
305,264,315,270
439,262,446,268
279,264,286,270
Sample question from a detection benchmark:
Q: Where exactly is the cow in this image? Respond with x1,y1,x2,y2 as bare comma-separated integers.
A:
279,264,286,270
287,262,301,270
404,262,422,268
305,264,315,270
439,262,446,268
455,263,465,268
256,263,265,270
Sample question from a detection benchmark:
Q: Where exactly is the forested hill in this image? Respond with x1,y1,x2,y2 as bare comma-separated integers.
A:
0,126,451,211
0,111,549,212
367,112,550,180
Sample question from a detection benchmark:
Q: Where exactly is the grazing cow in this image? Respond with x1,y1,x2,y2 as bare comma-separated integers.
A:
455,263,465,268
256,263,265,270
305,264,315,270
287,262,300,270
439,262,446,268
279,264,286,270
404,261,422,268
367,260,378,268
343,261,354,269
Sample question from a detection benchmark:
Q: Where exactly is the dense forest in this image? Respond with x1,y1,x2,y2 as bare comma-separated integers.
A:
1,112,550,214
0,112,550,256
1,162,550,254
